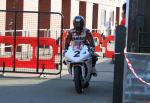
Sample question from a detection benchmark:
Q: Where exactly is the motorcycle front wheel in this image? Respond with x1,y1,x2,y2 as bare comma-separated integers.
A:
74,66,82,94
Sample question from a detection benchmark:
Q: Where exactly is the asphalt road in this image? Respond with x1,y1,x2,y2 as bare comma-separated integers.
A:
0,58,114,103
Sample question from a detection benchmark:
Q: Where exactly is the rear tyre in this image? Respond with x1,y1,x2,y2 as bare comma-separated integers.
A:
74,66,82,94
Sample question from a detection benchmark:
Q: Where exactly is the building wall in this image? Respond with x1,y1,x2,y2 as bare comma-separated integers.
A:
23,0,39,37
0,0,125,36
50,0,62,38
86,2,93,30
0,0,6,35
70,0,79,28
0,0,6,55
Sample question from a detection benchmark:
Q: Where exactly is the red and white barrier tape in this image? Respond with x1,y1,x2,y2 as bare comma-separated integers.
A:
124,48,150,86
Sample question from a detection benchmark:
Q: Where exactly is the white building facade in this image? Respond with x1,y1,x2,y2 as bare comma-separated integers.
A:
0,0,126,35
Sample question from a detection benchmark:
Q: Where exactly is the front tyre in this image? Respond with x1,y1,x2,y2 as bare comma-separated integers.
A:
74,66,82,94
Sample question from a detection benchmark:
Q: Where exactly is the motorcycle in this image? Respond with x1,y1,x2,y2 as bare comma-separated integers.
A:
64,44,93,94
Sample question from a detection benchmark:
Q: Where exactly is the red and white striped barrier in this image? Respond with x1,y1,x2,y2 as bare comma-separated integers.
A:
124,48,150,86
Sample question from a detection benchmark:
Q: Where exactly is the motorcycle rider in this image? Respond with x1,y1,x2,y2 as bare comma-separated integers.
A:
64,16,98,76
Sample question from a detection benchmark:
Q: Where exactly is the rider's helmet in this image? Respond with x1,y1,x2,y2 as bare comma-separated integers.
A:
73,16,85,32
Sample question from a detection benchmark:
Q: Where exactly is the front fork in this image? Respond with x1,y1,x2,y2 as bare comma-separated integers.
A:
68,65,85,77
68,64,91,83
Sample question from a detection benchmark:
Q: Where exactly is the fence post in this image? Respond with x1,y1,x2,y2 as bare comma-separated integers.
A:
2,62,5,74
113,25,126,103
13,11,17,72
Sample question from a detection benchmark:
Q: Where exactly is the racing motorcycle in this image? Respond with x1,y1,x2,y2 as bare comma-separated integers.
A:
63,44,93,94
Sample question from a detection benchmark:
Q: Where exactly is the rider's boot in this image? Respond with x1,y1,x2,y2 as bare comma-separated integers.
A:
83,82,89,88
91,67,97,77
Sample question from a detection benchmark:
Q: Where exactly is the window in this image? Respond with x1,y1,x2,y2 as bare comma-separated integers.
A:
109,10,114,26
100,9,106,26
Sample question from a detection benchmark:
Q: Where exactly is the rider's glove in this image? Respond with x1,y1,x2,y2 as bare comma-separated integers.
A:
63,49,67,57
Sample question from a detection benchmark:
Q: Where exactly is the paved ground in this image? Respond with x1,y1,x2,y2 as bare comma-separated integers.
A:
0,58,114,103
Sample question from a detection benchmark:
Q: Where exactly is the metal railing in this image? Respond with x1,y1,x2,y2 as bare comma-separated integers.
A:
0,10,64,76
